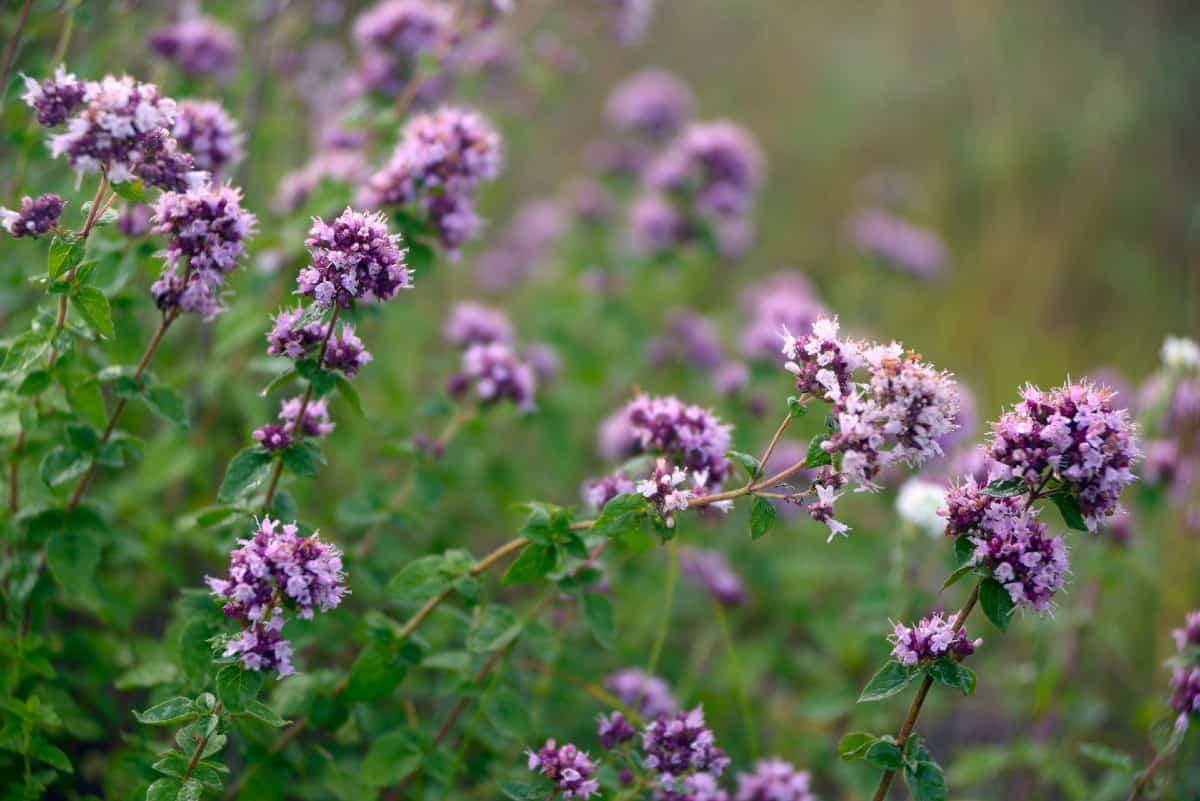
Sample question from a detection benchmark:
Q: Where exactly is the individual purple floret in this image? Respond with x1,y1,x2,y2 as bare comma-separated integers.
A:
1171,666,1200,732
443,301,513,348
150,181,257,320
648,309,724,372
321,325,373,377
280,396,335,438
642,707,730,779
43,74,180,184
352,0,453,58
597,711,637,748
0,194,64,239
807,468,850,541
149,16,240,80
989,381,1140,530
173,99,244,175
607,69,695,139
583,471,637,511
623,393,733,489
680,548,745,606
734,759,817,801
605,668,678,718
220,614,295,677
1174,610,1200,652
739,272,826,363
889,613,982,666
299,207,410,308
847,207,949,278
647,121,765,219
20,65,86,127
448,342,536,411
527,740,600,799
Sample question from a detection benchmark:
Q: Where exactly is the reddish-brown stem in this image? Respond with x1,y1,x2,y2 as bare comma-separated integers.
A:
1126,747,1170,801
182,700,223,780
749,412,793,488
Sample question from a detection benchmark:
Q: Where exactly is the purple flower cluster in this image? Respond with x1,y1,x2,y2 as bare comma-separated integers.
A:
447,341,537,411
150,181,257,319
583,471,637,511
597,711,637,748
474,199,566,290
889,613,982,666
637,458,698,529
646,120,764,219
622,394,733,489
299,208,411,308
322,326,374,377
443,301,513,348
847,207,949,278
734,759,817,801
352,0,453,60
20,65,86,127
1170,608,1200,731
780,317,862,402
680,548,745,606
605,668,678,718
149,16,240,79
603,0,656,45
607,69,695,139
648,310,724,372
206,517,347,676
118,204,153,237
253,396,336,452
527,740,600,799
358,106,502,253
739,272,826,363
0,194,64,239
988,382,1140,530
628,192,687,257
642,707,730,780
1175,611,1200,652
266,308,373,377
173,99,244,175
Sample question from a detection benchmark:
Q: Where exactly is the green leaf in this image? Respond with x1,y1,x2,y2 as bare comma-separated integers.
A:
39,446,89,487
499,781,547,801
341,640,407,702
48,235,84,279
588,493,647,539
215,664,264,713
29,738,72,772
70,287,114,338
111,178,146,202
259,367,298,397
903,759,947,801
979,578,1015,631
17,370,52,397
726,450,760,479
501,543,557,585
858,660,919,703
787,395,807,417
580,592,615,648
389,555,455,605
953,534,975,567
749,496,776,540
143,385,189,428
241,699,288,728
517,501,572,545
926,658,976,696
865,739,904,771
804,433,832,468
280,440,323,478
2,328,50,372
1049,491,1089,531
146,777,183,801
361,729,422,787
334,375,364,418
134,697,194,726
981,477,1026,498
940,562,976,592
467,605,522,653
1079,743,1135,773
46,529,100,588
216,446,274,503
296,358,336,396
838,732,878,760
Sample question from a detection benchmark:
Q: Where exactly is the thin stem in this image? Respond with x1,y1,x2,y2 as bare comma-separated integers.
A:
749,412,792,487
182,700,223,781
871,581,981,801
1126,746,1171,801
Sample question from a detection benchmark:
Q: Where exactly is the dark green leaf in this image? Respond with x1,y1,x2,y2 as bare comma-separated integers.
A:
46,530,100,588
1049,492,1089,531
146,777,183,801
866,739,905,771
903,760,947,801
858,660,919,703
726,450,760,479
501,543,557,585
216,447,274,503
215,664,264,713
389,555,454,605
361,730,422,787
17,370,52,397
28,738,71,772
48,235,84,279
39,446,89,488
580,592,615,648
241,699,288,728
70,287,114,338
787,395,807,417
259,368,297,397
926,658,976,696
749,496,776,540
499,782,547,801
979,578,1015,631
280,441,322,478
143,386,189,428
134,697,194,726
342,640,407,702
588,493,646,539
804,433,832,468
940,563,976,592
981,477,1026,498
953,535,975,567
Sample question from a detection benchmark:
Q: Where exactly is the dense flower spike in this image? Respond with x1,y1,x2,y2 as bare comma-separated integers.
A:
358,106,502,252
21,65,86,127
0,194,64,239
173,99,244,175
847,207,949,278
40,73,181,184
988,381,1140,530
443,301,514,348
597,711,637,748
299,208,410,308
149,16,240,79
680,548,746,606
734,759,818,801
221,615,295,676
150,181,257,319
527,740,600,799
448,342,536,411
648,121,765,219
605,668,678,718
889,613,982,666
739,272,826,362
267,306,329,359
321,325,374,377
607,69,695,139
583,471,637,511
642,707,730,779
623,394,733,488
254,396,336,452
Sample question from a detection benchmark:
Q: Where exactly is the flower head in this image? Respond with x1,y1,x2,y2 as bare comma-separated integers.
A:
647,121,764,219
680,548,745,606
889,613,981,666
597,711,637,748
739,272,826,363
173,99,244,175
847,207,948,278
448,342,536,411
21,64,86,127
444,301,514,348
1174,610,1200,652
583,471,637,511
149,16,240,79
622,394,733,489
734,759,817,801
0,194,64,239
604,668,678,718
322,325,373,377
642,707,730,779
299,208,410,308
607,69,694,139
352,0,454,58
527,740,600,799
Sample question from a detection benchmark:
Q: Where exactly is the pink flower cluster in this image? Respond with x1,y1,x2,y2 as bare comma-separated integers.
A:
889,613,982,666
527,740,600,799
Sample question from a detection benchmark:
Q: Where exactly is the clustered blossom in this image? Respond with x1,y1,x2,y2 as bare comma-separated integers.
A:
607,69,695,139
847,207,949,278
638,458,698,528
680,548,745,606
642,707,730,780
299,208,411,308
780,317,862,402
605,668,678,718
20,65,86,127
988,381,1140,530
1169,608,1200,731
358,107,502,253
623,394,733,488
583,471,637,511
352,0,453,59
0,194,64,239
322,326,373,377
648,310,724,372
173,99,244,175
646,120,764,219
150,181,257,319
603,0,656,45
206,517,347,675
739,272,826,363
267,307,328,359
597,711,636,748
734,760,817,801
34,73,187,186
447,341,537,411
149,16,240,79
1174,611,1200,652
628,192,686,257
889,613,982,666
253,396,336,452
118,204,153,237
527,740,600,799
443,301,513,347
942,479,1070,612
